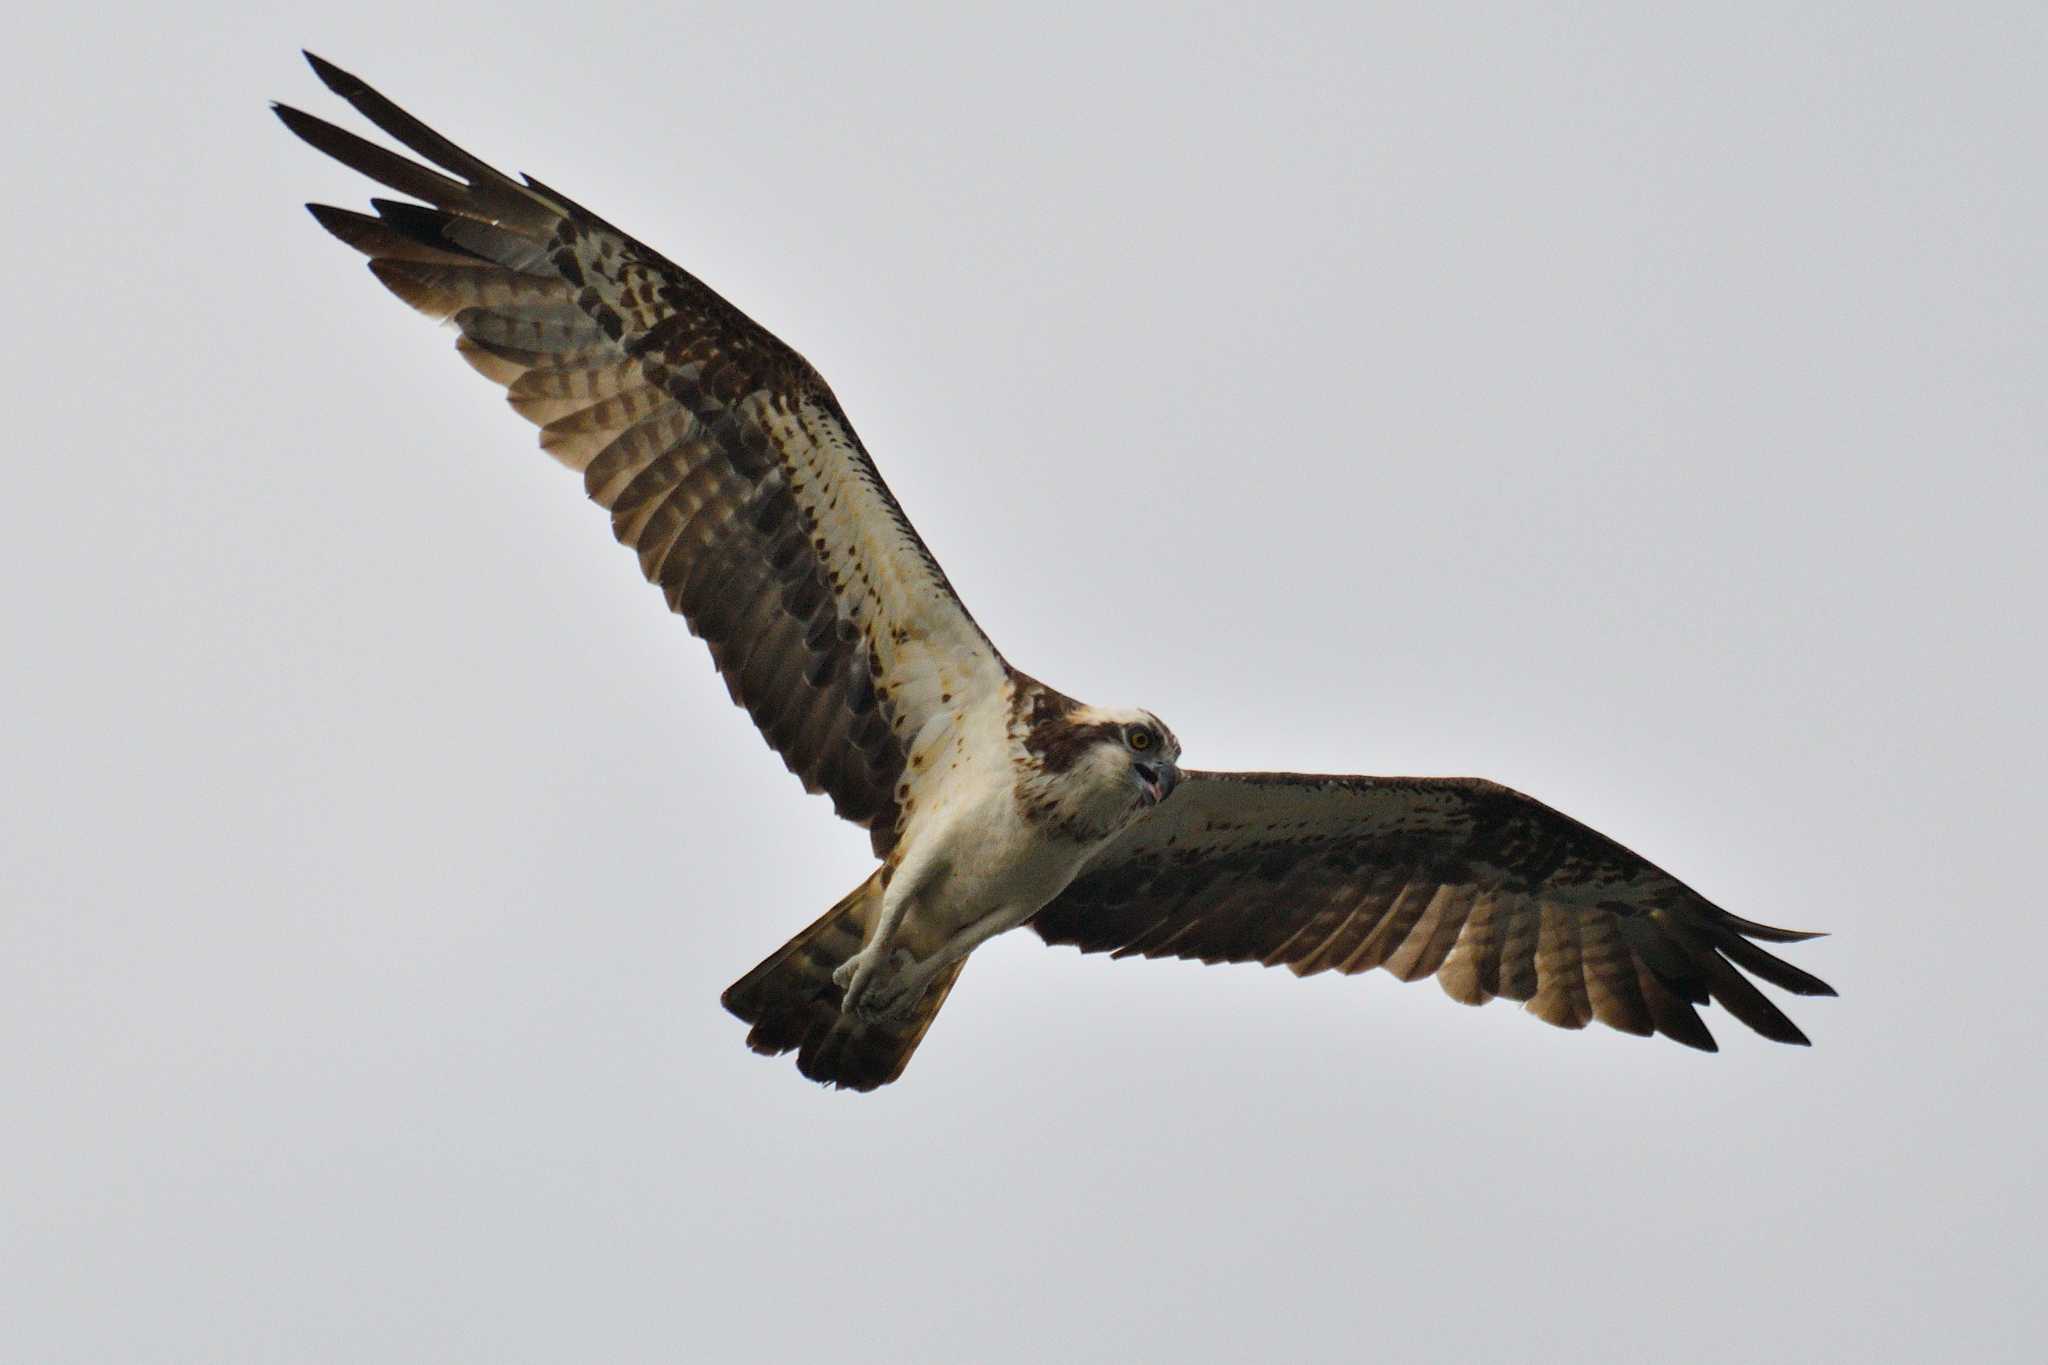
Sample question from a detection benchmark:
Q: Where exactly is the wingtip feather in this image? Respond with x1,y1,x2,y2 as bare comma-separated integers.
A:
1723,912,1829,944
303,50,360,98
271,101,320,137
1715,931,1838,999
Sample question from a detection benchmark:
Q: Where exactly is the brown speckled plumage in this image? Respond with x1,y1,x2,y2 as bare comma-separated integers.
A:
1014,675,1119,775
1034,773,1833,1048
279,56,993,860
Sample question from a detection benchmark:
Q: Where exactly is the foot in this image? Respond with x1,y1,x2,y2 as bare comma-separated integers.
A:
830,948,870,994
834,946,915,1019
840,948,925,1023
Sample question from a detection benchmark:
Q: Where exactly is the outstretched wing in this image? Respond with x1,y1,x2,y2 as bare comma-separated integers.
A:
276,54,1005,856
1033,772,1833,1048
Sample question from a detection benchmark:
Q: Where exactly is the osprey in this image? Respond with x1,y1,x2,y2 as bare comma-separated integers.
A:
278,55,1834,1091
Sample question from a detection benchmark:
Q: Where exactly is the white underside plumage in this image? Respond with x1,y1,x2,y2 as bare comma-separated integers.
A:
836,684,1138,1019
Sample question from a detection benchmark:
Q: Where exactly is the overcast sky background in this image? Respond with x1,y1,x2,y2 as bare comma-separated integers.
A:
4,4,2042,1361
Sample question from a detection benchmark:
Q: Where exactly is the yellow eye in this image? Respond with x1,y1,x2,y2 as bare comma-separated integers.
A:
1129,729,1153,752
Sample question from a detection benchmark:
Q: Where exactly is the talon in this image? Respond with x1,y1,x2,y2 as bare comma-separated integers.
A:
856,987,914,1024
834,946,883,1014
831,953,864,992
855,951,929,1023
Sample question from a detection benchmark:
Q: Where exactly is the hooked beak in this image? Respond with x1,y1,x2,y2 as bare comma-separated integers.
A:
1133,760,1180,807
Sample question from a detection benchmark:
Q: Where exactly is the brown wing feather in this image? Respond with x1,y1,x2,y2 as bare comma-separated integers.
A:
278,56,1004,855
1033,772,1834,1050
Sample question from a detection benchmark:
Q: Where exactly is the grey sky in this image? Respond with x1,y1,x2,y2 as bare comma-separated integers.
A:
4,4,2043,1361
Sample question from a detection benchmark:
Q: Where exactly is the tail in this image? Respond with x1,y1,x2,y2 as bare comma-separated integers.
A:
720,870,967,1092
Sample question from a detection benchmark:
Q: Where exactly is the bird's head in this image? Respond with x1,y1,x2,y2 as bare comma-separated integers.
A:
1116,708,1183,809
1064,705,1183,813
1016,687,1186,840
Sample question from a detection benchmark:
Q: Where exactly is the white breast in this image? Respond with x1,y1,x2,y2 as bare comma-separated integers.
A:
890,685,1097,943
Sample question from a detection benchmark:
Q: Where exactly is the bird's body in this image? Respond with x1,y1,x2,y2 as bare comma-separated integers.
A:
726,675,1180,1084
876,682,1115,964
279,55,1833,1090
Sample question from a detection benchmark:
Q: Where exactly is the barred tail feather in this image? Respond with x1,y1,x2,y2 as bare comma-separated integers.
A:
721,870,965,1092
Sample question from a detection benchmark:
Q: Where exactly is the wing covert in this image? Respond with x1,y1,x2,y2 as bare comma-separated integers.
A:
1033,771,1834,1049
278,55,1005,855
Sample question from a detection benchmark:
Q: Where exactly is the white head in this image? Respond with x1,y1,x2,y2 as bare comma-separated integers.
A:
1019,701,1184,840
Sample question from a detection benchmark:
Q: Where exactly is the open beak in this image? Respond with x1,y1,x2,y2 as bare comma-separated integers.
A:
1134,761,1180,806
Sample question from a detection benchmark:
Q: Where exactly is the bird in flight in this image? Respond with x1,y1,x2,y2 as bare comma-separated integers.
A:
277,54,1833,1090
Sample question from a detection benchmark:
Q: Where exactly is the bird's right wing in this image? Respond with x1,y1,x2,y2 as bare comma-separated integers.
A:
277,55,1006,857
1033,771,1834,1049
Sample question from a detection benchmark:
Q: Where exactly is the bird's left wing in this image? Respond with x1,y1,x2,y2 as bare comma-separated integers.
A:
1032,771,1834,1049
275,56,1006,857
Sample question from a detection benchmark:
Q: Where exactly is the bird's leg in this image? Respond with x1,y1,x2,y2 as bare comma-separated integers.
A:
856,903,1036,1023
832,858,932,1015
